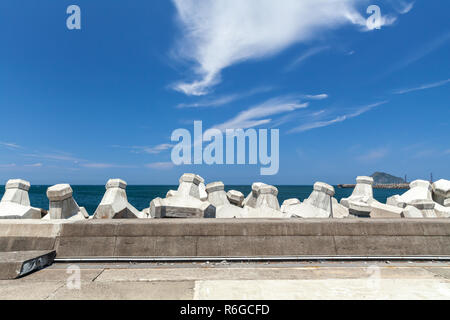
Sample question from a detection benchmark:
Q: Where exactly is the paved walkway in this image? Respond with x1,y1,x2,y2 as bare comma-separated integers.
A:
1,261,450,300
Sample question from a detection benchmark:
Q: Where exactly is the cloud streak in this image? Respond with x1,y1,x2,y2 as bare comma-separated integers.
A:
23,152,84,163
212,96,309,131
286,46,330,71
0,163,16,168
391,32,450,73
172,0,399,96
114,144,174,155
0,142,22,149
81,163,137,169
289,101,388,133
24,163,43,167
393,78,450,95
176,87,273,108
146,162,175,170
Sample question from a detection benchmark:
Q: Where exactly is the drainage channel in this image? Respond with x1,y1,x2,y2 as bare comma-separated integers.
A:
55,256,450,263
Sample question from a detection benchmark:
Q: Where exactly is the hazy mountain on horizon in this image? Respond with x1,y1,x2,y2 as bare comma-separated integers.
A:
371,172,406,185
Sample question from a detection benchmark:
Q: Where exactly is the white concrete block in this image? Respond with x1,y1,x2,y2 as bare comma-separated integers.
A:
150,195,216,219
242,206,288,218
206,182,230,208
227,190,244,207
6,179,30,191
282,182,335,219
106,178,127,189
199,182,208,201
46,184,88,220
93,179,143,219
0,202,42,219
401,205,424,218
410,199,437,218
0,179,41,219
434,202,450,218
46,184,73,202
243,183,280,210
340,176,374,217
177,173,206,200
395,180,433,205
332,198,349,219
369,200,403,218
2,179,32,206
432,179,450,207
215,204,246,218
166,190,178,198
386,195,406,209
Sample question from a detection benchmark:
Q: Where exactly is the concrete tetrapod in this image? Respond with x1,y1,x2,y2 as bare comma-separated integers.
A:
332,198,350,219
387,180,433,209
340,176,374,217
241,183,285,218
45,184,89,220
432,179,450,207
227,190,245,207
281,198,302,217
409,199,437,218
243,183,280,210
369,200,403,218
149,174,216,218
207,182,245,218
0,179,42,219
93,179,145,219
401,205,424,218
290,182,335,218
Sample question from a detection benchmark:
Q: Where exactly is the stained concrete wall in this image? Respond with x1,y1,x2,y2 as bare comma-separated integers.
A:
0,221,63,252
1,219,450,257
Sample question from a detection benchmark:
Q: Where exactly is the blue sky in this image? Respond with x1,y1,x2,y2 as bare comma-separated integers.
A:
0,0,449,185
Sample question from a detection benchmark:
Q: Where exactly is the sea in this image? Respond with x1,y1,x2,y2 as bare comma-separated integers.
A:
0,185,408,215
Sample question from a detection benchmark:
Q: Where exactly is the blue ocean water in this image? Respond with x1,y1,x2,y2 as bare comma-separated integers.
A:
0,185,407,215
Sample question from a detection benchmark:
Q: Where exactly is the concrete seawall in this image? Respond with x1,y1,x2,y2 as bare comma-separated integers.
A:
1,219,449,258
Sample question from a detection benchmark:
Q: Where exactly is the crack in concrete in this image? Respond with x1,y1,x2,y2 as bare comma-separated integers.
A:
44,282,66,300
91,269,105,282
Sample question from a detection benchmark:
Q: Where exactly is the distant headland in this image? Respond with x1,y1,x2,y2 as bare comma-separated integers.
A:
339,172,409,189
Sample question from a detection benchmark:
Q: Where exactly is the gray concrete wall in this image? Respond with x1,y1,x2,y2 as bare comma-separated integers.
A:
1,219,450,257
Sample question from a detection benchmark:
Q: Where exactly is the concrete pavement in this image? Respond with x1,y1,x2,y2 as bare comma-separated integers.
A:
1,261,449,300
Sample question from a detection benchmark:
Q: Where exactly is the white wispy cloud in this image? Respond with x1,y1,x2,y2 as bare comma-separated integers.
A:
23,152,84,163
399,2,414,14
390,0,414,14
172,0,400,96
289,101,388,133
0,163,16,168
24,163,43,167
302,94,329,100
177,94,240,109
0,142,22,149
393,78,450,95
290,115,348,133
114,144,174,155
391,32,450,72
81,163,137,169
176,87,273,108
286,46,330,71
212,96,309,131
146,162,175,170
